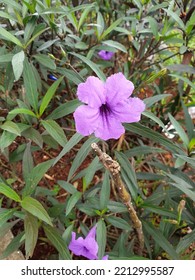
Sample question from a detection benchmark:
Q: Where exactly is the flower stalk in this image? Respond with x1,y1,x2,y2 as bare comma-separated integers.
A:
91,143,144,255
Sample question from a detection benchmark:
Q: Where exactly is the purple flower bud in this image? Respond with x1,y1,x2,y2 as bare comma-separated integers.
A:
98,50,114,60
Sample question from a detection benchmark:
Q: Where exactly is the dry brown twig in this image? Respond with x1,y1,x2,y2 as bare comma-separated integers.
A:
91,143,144,255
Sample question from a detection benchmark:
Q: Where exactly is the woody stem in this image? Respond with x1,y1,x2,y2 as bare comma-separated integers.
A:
91,143,144,255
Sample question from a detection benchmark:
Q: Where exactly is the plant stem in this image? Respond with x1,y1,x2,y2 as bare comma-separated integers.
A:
91,143,144,255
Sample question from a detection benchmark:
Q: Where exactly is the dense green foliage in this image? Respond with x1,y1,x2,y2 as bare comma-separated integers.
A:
0,0,195,260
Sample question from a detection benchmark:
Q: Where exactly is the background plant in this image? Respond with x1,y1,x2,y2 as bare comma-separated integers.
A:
0,0,194,260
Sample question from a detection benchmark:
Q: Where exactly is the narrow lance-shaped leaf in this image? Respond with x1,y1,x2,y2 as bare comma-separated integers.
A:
23,59,39,113
70,52,106,81
0,26,23,47
66,192,82,216
168,113,189,148
96,219,107,260
39,76,63,116
43,224,71,260
68,136,99,181
41,120,67,146
0,183,21,202
22,159,55,197
100,170,110,210
24,213,39,259
21,196,52,226
11,51,25,81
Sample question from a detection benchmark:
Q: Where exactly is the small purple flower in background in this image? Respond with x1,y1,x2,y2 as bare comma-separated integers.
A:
98,50,114,60
74,72,145,141
68,226,108,260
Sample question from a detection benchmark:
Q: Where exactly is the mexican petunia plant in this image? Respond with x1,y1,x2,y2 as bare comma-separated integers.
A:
98,50,114,60
73,73,145,140
69,226,108,260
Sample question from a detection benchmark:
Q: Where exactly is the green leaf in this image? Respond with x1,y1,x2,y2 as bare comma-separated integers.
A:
23,59,39,112
100,170,110,210
24,213,38,259
53,133,83,165
39,76,63,116
101,18,122,39
8,108,37,118
0,26,23,47
1,120,21,136
33,54,56,70
125,146,165,157
68,137,99,181
167,64,195,74
21,196,52,226
146,17,159,39
96,219,107,260
163,9,185,31
66,191,82,216
124,123,184,155
0,208,17,227
22,143,34,180
144,94,171,108
169,74,195,90
142,204,177,219
22,127,43,148
0,0,22,11
46,99,81,120
41,120,67,147
105,216,132,230
58,181,77,194
143,221,179,259
78,5,93,30
24,27,50,49
168,113,189,148
175,154,195,168
142,111,166,130
176,229,195,254
115,151,139,200
102,40,127,53
22,159,54,197
43,224,71,260
0,131,17,151
70,52,106,81
0,54,14,63
11,51,25,81
166,173,195,202
0,183,21,202
97,12,105,39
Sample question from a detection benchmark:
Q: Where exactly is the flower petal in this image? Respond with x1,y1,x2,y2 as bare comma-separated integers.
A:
77,76,106,108
105,73,134,106
83,237,98,260
94,113,125,140
86,226,96,239
102,255,109,260
112,97,145,123
73,105,100,136
98,50,114,60
68,234,85,256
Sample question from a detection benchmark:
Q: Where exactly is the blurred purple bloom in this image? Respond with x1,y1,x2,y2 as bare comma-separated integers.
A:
74,72,145,141
69,226,108,260
98,50,114,60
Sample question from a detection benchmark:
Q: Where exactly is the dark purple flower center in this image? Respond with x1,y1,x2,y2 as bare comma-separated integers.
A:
100,103,111,116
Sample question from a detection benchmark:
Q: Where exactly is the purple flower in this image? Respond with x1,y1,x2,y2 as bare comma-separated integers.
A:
98,50,114,60
69,226,108,260
73,73,145,141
